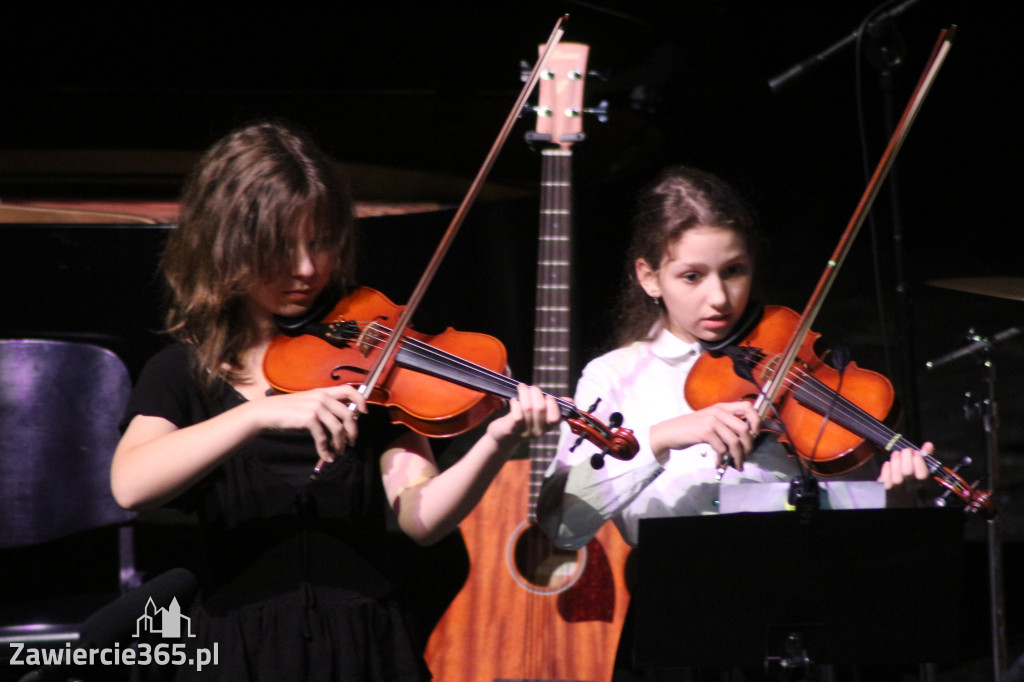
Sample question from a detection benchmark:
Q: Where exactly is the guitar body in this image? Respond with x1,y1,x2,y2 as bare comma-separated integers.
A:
423,458,631,681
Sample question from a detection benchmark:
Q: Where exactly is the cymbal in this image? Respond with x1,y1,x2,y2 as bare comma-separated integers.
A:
927,277,1024,302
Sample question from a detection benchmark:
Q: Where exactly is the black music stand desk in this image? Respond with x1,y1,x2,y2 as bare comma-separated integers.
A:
634,507,964,671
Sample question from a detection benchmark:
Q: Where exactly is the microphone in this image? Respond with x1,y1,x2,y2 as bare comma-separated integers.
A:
768,0,925,92
925,327,1020,370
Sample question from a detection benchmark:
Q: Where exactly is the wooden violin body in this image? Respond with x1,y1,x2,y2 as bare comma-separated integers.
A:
695,27,990,515
686,305,994,517
686,305,894,476
265,286,506,437
264,286,639,463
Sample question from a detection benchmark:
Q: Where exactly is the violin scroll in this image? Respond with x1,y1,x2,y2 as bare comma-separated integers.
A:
565,406,639,470
932,464,997,519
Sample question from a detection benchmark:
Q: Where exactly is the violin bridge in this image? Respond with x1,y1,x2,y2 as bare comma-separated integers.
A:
759,351,778,384
357,321,381,357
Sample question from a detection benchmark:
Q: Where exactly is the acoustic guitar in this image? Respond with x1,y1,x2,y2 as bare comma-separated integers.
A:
424,43,631,682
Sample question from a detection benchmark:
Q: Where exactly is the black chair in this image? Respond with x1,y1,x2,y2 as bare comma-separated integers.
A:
0,339,136,648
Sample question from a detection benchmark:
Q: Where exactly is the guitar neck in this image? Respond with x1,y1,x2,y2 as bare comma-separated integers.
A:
529,148,573,521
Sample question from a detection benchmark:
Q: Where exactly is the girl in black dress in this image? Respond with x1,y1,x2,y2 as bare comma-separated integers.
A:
112,121,559,680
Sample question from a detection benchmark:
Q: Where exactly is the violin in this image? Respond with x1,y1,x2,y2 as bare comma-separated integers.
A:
262,15,642,469
685,304,995,518
260,16,637,473
683,25,993,518
263,286,639,462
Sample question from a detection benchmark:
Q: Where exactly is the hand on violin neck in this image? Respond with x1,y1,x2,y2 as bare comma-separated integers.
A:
879,442,932,507
650,400,761,469
485,384,561,449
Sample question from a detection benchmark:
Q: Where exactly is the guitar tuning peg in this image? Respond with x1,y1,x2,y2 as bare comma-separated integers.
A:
590,452,606,470
519,59,532,82
521,58,561,83
521,104,551,119
583,100,609,123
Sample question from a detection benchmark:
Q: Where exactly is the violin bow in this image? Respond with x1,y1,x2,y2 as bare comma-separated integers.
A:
311,16,570,475
755,26,956,415
354,15,569,402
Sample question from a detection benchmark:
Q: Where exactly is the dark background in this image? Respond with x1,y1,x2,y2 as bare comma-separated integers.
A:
2,0,1021,676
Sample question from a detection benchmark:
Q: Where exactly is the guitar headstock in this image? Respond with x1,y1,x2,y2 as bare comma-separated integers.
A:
530,42,590,148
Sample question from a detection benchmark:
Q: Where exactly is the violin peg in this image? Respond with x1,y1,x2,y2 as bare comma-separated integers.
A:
953,456,972,471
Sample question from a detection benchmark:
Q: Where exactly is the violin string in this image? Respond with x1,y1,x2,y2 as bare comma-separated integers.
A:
327,320,979,499
743,354,944,471
343,318,928,460
317,319,636,462
341,320,584,422
792,366,942,470
746,354,891,447
351,321,516,392
747,357,975,496
329,319,967,490
712,343,982,506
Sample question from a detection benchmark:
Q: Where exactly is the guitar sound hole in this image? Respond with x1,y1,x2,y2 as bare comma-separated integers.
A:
508,522,586,594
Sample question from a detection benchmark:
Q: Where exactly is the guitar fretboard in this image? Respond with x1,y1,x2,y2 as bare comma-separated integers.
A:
529,148,573,522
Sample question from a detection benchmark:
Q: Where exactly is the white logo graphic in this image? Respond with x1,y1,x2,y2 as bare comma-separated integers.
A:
133,597,195,639
10,596,216,672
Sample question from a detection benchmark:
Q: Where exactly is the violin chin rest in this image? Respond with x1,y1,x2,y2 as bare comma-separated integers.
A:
699,301,765,354
274,285,344,334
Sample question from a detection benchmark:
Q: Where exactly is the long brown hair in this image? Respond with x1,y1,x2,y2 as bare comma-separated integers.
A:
613,166,762,348
161,121,355,387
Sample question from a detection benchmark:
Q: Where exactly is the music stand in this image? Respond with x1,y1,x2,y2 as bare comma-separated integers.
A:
633,508,963,671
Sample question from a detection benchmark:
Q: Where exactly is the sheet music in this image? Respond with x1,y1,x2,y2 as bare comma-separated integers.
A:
718,481,886,513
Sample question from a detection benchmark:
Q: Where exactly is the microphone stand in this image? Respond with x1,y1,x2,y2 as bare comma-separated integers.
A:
978,354,1009,681
927,332,1011,681
768,1,933,445
861,12,923,446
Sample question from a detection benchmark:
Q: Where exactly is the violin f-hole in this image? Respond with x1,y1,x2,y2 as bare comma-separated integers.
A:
331,365,369,381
